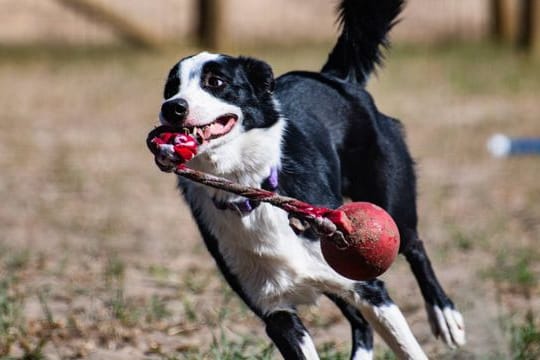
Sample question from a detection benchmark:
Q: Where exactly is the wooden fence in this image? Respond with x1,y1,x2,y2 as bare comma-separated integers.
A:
0,0,538,55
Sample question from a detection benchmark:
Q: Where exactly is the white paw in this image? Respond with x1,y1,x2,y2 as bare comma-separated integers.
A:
351,347,373,360
426,304,466,348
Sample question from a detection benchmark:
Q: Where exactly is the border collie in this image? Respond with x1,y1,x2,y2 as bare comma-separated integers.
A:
155,0,465,358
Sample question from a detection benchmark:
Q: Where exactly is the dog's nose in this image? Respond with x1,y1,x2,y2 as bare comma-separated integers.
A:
161,98,189,124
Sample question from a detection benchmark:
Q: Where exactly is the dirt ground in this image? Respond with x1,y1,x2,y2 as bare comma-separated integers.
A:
1,42,539,359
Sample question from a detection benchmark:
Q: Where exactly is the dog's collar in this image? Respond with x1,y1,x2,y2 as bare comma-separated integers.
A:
212,167,278,215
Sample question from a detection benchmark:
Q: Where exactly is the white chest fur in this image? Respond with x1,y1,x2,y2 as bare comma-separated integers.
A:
188,186,337,313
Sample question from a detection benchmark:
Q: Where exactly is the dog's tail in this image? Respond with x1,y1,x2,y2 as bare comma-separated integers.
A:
321,0,404,86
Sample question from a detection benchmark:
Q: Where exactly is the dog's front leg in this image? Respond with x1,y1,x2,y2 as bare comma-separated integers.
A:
348,280,428,360
264,310,319,360
326,293,374,360
401,234,466,348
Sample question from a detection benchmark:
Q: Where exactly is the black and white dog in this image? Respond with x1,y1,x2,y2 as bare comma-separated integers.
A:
155,0,465,358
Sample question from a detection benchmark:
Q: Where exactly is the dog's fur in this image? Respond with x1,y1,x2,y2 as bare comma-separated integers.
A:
157,1,465,358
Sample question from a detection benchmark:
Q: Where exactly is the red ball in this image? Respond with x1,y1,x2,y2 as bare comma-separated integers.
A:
321,202,400,281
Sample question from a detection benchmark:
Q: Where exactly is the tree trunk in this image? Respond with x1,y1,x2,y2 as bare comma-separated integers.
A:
490,0,503,40
490,0,520,43
197,0,226,51
531,0,540,56
517,0,532,50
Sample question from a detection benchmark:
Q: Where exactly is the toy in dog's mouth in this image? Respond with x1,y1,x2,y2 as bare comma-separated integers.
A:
184,114,238,145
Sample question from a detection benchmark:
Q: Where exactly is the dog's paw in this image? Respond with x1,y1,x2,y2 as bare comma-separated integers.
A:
425,304,466,348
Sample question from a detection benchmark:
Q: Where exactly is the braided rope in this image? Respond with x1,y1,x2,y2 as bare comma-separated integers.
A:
175,165,350,248
147,127,351,248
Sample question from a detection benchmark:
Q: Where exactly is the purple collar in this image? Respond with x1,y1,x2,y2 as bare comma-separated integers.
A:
212,167,278,215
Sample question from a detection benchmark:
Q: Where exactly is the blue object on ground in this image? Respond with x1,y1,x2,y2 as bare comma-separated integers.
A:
487,134,540,157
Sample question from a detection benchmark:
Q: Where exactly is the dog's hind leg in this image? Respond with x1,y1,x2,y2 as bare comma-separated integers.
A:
400,229,466,348
326,293,374,360
264,310,319,360
340,120,465,349
341,279,428,360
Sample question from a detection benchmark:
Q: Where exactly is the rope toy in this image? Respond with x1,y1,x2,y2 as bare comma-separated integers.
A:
147,125,400,280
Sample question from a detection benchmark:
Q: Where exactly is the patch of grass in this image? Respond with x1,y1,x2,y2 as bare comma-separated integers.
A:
214,281,246,324
182,268,211,295
106,288,139,326
206,331,274,360
3,348,47,360
0,280,50,359
448,225,474,252
51,255,68,277
318,342,349,360
376,348,397,360
441,221,496,256
104,254,126,284
182,298,198,323
148,264,171,280
105,289,173,327
36,288,53,326
302,306,341,329
493,248,540,359
5,250,31,272
0,279,23,356
489,251,537,292
510,319,540,360
146,295,171,322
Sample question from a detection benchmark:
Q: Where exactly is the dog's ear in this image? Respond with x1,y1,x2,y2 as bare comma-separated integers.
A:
240,57,275,97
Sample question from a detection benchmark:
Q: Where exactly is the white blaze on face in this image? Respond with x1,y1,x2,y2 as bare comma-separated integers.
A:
168,52,242,128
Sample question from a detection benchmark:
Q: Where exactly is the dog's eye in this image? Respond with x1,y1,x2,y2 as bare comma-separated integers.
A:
204,75,225,89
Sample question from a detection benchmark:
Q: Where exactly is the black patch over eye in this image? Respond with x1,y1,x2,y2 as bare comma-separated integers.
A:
164,77,180,99
203,74,226,89
164,63,180,99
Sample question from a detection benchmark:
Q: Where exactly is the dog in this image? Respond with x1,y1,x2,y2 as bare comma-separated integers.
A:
154,0,465,358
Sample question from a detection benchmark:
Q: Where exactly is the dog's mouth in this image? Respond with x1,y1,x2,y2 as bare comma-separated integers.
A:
183,114,238,145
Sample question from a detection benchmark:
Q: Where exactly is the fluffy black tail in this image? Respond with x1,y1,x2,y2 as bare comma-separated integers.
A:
321,0,404,86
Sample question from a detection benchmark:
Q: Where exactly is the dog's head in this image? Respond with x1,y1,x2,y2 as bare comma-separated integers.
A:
160,52,280,155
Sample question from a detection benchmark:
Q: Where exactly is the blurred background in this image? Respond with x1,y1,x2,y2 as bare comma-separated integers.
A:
1,0,539,359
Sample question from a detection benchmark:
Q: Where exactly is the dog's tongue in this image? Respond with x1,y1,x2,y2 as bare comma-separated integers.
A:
200,116,237,143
